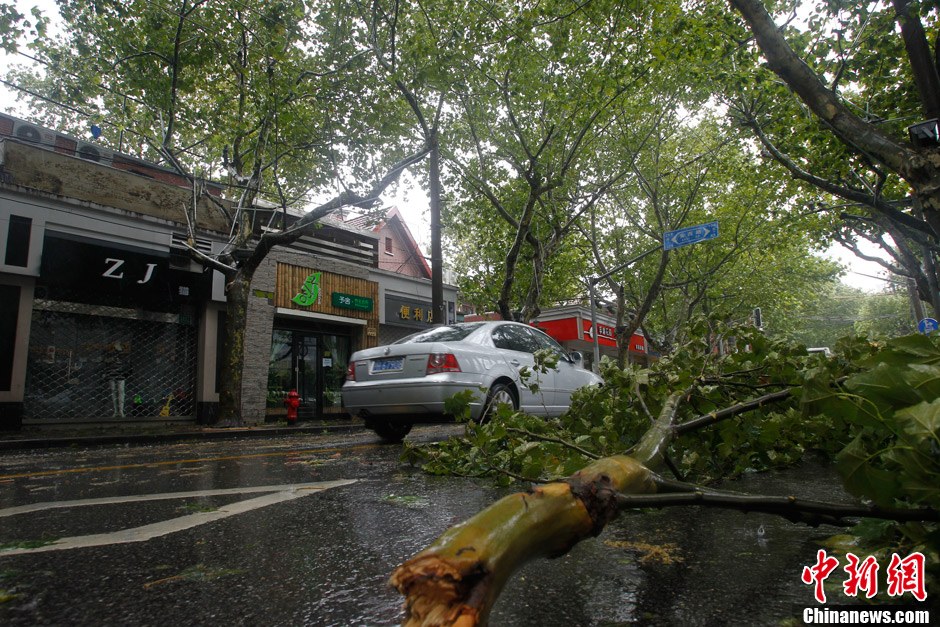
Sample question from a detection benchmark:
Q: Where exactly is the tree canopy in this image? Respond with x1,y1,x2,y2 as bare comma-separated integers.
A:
725,0,940,315
3,0,912,342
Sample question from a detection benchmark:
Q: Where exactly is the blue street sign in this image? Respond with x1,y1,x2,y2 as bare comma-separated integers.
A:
663,221,719,250
918,317,939,334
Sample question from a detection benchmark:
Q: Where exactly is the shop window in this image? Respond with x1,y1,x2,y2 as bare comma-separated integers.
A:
5,215,31,267
0,285,19,390
23,303,198,420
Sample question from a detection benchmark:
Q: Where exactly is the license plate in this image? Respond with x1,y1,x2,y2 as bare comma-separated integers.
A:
372,357,404,373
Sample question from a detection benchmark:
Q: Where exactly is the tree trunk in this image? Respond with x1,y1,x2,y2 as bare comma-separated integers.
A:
616,249,670,368
892,0,940,121
497,194,539,321
429,134,445,325
217,271,251,425
615,286,628,368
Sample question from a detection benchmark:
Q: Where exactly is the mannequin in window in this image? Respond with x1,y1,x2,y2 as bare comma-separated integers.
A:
105,342,129,417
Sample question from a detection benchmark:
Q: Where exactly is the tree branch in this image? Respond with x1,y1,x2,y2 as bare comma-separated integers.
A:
736,105,937,240
250,144,431,269
614,490,940,526
727,0,917,176
505,427,601,460
674,388,793,436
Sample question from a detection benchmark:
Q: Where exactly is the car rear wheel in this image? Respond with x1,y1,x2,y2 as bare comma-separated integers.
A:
368,420,413,443
482,382,518,421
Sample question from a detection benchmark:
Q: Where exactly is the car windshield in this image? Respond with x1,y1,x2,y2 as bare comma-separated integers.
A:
393,323,485,344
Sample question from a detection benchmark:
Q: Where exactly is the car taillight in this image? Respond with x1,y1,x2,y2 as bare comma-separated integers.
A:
426,353,460,375
346,361,356,381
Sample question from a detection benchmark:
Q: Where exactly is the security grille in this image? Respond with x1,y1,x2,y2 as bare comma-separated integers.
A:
24,300,197,421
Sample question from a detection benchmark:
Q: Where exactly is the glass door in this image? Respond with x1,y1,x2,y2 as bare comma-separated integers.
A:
268,327,351,420
267,330,317,419
296,334,317,418
320,334,350,415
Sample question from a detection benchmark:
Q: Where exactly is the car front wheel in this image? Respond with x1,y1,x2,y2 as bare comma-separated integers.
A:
368,420,413,443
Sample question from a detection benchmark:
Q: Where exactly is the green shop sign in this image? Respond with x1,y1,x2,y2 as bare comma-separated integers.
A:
332,292,373,312
292,272,321,306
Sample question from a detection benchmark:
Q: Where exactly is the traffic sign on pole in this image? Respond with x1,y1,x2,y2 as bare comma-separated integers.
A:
663,221,719,250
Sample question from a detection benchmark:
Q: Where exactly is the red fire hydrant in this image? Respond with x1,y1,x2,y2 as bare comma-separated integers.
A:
284,389,301,425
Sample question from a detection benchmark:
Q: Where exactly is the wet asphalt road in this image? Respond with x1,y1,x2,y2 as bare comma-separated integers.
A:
0,426,864,625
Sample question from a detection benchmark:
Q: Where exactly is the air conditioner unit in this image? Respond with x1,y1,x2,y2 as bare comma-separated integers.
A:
75,141,112,164
12,120,56,147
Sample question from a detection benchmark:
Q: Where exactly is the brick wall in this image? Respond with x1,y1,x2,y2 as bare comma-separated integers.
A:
376,222,430,279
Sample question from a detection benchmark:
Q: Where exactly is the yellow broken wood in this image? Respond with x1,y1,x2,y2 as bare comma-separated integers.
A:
390,455,657,626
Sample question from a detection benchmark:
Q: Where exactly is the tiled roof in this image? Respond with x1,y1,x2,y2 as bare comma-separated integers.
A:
343,214,383,230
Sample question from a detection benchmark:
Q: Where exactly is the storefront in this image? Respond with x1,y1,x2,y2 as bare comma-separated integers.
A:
265,262,379,420
379,292,456,342
531,305,649,369
23,232,209,422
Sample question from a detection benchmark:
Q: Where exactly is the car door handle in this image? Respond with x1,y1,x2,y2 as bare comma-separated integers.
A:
510,359,521,366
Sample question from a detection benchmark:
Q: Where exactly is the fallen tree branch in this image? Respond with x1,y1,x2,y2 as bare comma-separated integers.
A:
631,388,691,467
390,455,656,626
390,382,860,625
505,427,601,460
613,490,940,526
674,388,793,436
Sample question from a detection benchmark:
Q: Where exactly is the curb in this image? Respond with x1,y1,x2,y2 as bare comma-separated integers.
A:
0,421,367,452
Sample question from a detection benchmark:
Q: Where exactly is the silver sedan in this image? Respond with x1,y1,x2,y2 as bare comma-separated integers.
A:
341,321,602,441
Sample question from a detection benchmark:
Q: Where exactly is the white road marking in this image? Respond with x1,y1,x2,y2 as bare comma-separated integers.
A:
0,480,356,556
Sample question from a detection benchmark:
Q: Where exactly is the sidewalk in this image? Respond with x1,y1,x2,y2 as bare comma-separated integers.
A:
0,418,367,451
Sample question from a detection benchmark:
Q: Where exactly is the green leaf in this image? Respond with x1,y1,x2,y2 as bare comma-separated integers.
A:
845,363,922,417
895,399,940,442
514,441,540,456
835,434,900,506
907,365,940,402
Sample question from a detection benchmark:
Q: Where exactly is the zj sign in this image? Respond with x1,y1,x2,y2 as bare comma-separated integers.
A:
102,258,157,284
39,233,202,307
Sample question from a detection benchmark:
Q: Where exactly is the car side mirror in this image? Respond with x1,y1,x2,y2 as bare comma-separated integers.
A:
569,351,583,367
